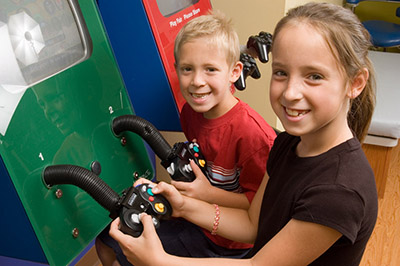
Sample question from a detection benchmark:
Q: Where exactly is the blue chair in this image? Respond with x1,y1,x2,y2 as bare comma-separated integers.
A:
346,0,400,49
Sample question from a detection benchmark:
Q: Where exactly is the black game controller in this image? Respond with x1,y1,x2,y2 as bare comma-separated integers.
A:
235,53,261,91
246,31,272,63
119,184,172,237
43,165,173,238
161,141,208,182
112,115,209,183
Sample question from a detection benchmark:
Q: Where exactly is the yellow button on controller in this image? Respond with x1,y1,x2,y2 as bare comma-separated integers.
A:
155,203,165,213
198,159,205,167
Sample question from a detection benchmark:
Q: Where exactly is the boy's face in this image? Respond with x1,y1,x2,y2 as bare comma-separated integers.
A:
175,37,242,119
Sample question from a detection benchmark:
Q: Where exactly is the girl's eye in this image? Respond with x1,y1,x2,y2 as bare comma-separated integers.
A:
206,67,216,72
309,74,323,81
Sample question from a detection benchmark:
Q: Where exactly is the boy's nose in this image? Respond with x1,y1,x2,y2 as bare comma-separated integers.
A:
191,72,206,87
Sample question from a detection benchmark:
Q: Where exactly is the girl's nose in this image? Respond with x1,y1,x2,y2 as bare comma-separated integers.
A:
283,78,302,101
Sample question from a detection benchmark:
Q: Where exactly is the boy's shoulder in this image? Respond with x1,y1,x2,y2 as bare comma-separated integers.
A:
181,100,276,138
237,100,275,131
225,100,276,145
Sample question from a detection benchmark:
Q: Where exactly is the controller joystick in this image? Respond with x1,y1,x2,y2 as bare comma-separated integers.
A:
162,141,208,182
246,31,272,63
235,53,261,91
118,184,172,237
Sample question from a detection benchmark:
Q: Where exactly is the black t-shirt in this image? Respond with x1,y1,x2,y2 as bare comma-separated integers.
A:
246,132,378,265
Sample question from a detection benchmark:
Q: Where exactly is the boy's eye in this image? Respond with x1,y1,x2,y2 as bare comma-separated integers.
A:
206,67,216,72
273,70,287,77
180,66,192,72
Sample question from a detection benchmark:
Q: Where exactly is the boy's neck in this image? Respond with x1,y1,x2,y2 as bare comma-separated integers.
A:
203,96,239,119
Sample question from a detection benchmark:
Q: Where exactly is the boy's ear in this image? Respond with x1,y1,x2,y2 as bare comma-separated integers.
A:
230,61,243,83
347,68,368,99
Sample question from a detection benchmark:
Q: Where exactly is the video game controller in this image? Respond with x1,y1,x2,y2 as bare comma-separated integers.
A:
112,115,208,183
246,31,272,63
235,53,261,91
118,184,172,237
161,141,208,182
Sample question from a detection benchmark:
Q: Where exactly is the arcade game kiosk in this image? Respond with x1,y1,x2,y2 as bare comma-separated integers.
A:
0,0,154,265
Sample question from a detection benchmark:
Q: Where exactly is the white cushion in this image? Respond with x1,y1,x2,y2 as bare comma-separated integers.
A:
364,51,400,146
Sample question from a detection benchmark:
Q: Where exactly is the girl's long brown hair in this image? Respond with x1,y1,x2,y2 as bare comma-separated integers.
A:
273,2,376,142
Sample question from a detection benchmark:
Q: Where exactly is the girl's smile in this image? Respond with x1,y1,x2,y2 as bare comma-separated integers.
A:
284,107,309,118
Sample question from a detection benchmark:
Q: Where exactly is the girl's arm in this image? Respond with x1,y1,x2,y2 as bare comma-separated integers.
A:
172,175,251,209
109,215,254,266
251,219,342,265
162,171,268,243
109,174,268,265
131,169,267,243
110,214,342,266
171,160,251,209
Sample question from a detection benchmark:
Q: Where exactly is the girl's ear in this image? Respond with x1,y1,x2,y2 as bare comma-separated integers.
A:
347,68,369,99
230,61,243,83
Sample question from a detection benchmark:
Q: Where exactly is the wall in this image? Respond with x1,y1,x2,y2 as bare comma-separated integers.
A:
210,0,285,128
285,0,344,11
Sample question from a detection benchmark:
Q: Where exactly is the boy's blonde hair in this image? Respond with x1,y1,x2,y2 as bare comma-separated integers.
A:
174,10,240,67
273,2,376,142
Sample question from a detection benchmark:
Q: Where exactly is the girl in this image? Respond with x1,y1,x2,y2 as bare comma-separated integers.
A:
109,3,378,265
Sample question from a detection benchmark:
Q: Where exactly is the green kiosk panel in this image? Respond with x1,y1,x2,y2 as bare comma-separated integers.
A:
0,0,154,265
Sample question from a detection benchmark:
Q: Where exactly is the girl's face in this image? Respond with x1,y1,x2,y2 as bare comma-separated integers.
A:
176,37,242,119
270,23,351,144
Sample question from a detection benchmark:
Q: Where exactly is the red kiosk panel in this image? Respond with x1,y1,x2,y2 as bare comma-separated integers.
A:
143,0,212,111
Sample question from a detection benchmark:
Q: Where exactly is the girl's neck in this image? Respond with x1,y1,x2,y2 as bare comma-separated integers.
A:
296,125,354,157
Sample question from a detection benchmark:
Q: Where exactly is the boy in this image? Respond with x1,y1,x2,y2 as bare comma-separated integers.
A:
96,10,276,265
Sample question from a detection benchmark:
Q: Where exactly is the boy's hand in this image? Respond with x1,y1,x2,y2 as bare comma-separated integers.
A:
109,216,168,266
171,160,212,202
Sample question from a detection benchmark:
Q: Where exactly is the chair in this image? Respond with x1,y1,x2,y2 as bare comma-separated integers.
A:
346,0,400,49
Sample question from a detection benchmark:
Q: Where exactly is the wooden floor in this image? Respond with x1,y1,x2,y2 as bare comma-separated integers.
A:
360,142,400,265
75,245,101,266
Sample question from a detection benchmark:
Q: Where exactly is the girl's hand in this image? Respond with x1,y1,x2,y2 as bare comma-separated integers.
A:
134,178,186,218
109,216,167,266
171,160,212,202
151,181,186,218
133,177,154,187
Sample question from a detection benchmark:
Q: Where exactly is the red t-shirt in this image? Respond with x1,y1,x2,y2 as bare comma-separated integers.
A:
180,99,276,249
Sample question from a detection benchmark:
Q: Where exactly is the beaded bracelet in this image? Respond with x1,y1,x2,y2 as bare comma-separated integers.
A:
211,204,220,235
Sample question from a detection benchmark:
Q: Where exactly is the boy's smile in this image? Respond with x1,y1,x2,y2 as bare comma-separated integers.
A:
176,37,241,119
